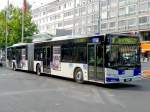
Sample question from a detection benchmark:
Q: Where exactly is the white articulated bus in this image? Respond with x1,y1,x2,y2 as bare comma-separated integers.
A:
7,34,141,84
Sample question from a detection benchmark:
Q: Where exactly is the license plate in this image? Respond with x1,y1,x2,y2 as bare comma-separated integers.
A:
124,78,132,82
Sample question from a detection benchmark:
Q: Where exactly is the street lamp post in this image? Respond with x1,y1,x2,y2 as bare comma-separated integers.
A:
22,0,25,43
5,0,9,67
98,0,101,35
5,11,8,67
72,0,76,37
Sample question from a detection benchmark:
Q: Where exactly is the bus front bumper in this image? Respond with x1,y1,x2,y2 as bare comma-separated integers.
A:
105,76,141,84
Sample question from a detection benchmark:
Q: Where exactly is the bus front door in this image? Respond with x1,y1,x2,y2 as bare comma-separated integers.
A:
88,44,105,82
43,47,51,73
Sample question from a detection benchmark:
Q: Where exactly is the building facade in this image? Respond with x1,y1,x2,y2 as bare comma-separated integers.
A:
32,0,150,40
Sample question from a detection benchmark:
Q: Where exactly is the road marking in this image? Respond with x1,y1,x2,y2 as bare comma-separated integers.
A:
58,87,106,104
0,88,58,97
101,89,126,108
0,74,9,76
91,88,105,104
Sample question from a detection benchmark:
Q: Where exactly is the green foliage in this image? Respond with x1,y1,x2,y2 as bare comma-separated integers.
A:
0,11,6,48
0,4,38,48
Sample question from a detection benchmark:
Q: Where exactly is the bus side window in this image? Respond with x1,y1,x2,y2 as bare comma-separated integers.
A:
73,44,87,64
61,45,73,62
34,47,43,61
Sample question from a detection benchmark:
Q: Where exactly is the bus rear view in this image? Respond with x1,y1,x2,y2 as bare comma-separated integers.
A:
105,34,141,83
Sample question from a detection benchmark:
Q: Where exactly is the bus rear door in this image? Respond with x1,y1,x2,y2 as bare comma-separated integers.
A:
43,47,51,73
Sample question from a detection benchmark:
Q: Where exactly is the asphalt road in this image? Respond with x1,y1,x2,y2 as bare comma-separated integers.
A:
0,67,150,112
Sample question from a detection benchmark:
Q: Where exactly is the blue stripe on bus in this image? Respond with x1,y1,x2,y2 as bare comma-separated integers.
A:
106,77,120,82
134,68,141,76
118,69,125,75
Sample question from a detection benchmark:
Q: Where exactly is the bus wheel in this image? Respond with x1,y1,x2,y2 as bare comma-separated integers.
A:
13,63,16,71
74,68,84,83
36,64,41,76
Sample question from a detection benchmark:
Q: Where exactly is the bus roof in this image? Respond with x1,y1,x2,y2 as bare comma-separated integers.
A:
9,43,29,48
50,34,104,42
32,34,101,43
32,33,54,43
51,35,87,41
9,33,138,47
50,33,138,42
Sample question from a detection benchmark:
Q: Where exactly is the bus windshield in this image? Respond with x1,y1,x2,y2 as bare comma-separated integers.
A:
106,35,140,69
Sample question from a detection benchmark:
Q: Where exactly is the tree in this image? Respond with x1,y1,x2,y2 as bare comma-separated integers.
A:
0,4,38,48
0,11,6,48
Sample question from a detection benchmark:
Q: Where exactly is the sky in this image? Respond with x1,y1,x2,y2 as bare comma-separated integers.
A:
0,0,53,10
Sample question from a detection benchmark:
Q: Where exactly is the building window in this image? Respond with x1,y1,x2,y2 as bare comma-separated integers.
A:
109,22,116,28
101,23,107,29
119,0,126,6
109,8,117,18
64,11,73,17
88,0,93,4
87,15,92,24
82,0,86,5
64,3,66,8
128,18,136,26
58,22,62,27
101,0,107,7
68,2,72,7
128,0,138,4
119,7,126,16
139,2,148,12
87,26,92,33
49,17,52,21
64,20,73,26
88,5,92,14
43,12,46,15
59,6,61,10
80,7,86,15
128,5,136,14
93,3,99,12
101,11,107,20
118,20,126,27
139,16,148,24
110,0,117,6
149,2,150,9
139,0,148,2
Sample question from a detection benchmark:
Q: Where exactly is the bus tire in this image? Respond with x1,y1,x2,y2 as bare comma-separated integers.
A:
13,63,16,71
74,68,84,83
36,64,41,76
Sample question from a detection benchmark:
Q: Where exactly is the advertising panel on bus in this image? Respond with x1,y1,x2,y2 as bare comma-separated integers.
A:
52,46,61,71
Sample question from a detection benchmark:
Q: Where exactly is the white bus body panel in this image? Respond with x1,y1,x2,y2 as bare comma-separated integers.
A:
50,62,88,80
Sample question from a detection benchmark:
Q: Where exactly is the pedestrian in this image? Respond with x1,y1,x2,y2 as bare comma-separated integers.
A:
144,52,148,62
